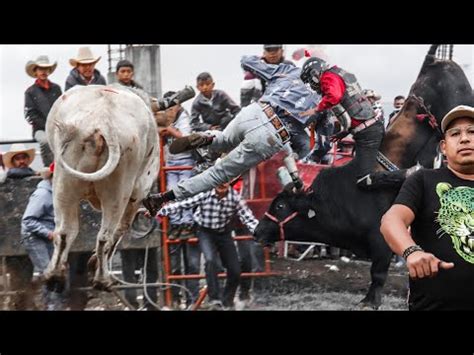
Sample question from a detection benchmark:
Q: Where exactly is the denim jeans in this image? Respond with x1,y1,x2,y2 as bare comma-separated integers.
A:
355,120,409,189
197,226,241,307
353,120,385,179
237,239,265,298
120,248,159,309
166,158,195,225
22,236,63,309
173,102,289,199
285,120,310,159
169,243,202,306
304,117,335,162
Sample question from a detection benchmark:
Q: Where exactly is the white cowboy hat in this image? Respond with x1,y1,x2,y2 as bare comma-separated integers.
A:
3,143,36,169
69,46,101,67
25,55,57,78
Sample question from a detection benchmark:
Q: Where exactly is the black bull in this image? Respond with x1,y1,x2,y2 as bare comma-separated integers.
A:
254,45,474,309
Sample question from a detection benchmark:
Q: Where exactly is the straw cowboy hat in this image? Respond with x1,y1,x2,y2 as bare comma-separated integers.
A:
363,89,382,101
69,46,101,67
3,143,36,169
25,55,57,78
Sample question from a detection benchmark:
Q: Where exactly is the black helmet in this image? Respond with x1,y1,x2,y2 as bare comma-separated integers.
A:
300,57,328,91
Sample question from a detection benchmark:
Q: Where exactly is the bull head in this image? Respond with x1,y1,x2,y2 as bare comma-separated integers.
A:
254,189,316,247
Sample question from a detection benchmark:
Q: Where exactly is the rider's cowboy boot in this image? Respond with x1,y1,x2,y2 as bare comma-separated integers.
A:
169,133,214,154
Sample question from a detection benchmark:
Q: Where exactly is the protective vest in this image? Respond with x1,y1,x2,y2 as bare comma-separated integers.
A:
328,67,375,121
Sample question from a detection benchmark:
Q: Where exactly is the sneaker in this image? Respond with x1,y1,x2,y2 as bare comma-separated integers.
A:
206,299,225,311
169,133,214,154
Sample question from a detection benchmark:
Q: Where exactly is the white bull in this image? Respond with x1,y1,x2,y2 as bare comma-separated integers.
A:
45,85,159,291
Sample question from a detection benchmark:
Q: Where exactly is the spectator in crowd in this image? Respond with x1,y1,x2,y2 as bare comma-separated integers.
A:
381,105,474,310
115,59,143,89
190,72,240,132
65,46,106,91
2,145,37,308
157,174,259,310
24,55,62,166
3,143,38,179
388,95,406,126
20,163,63,310
190,71,241,169
161,90,201,308
240,45,294,108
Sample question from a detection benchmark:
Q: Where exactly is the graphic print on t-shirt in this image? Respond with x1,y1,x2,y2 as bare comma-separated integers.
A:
436,182,474,264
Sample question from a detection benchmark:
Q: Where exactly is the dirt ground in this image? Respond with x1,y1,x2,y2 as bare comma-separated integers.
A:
2,254,409,311
85,255,409,311
246,256,409,311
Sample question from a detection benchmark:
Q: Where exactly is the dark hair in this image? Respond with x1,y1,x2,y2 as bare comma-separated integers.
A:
116,59,134,73
263,44,283,50
163,91,176,99
196,72,213,83
394,95,405,101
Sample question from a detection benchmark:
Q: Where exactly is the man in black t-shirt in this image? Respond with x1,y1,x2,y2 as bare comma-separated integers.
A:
381,105,474,310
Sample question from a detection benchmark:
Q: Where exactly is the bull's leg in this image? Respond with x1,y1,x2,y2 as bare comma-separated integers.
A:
94,199,140,291
91,183,138,291
359,231,393,310
44,180,82,293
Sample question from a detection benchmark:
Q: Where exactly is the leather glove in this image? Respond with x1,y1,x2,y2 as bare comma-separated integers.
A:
142,192,167,217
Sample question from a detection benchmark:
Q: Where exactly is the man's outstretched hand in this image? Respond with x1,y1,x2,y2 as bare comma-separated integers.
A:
406,251,454,279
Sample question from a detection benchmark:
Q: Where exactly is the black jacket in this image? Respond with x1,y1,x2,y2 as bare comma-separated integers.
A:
24,81,62,136
190,90,241,131
65,68,107,91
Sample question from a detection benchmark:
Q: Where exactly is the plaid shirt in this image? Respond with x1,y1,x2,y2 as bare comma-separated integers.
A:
159,188,259,233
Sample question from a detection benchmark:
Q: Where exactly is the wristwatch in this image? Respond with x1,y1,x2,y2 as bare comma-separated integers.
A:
402,245,424,260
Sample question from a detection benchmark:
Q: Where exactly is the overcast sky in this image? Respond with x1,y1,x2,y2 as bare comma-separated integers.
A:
1,44,473,140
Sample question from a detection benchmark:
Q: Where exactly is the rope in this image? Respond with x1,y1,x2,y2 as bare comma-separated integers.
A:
106,230,195,311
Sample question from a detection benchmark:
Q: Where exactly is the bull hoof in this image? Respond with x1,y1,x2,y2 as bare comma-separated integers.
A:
358,298,380,311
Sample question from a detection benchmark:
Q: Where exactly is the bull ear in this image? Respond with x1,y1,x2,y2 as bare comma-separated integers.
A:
307,209,316,219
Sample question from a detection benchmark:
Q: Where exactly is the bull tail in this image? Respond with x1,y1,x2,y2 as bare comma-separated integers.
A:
57,122,121,182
